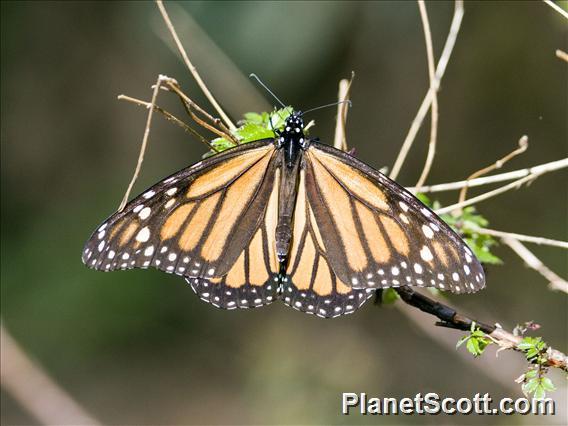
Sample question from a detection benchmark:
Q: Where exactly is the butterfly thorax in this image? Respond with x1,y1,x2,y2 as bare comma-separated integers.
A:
276,112,309,169
274,112,309,268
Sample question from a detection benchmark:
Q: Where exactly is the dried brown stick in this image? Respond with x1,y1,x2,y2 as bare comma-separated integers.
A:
395,287,568,372
155,0,236,130
457,136,528,208
1,322,100,425
333,72,355,151
501,237,568,293
390,0,464,181
117,94,216,151
415,0,439,190
118,75,164,212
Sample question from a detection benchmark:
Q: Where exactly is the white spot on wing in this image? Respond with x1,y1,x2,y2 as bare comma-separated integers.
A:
135,227,150,242
420,246,433,262
139,207,151,220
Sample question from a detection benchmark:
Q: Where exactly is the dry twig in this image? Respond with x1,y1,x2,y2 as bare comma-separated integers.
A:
390,0,464,181
501,237,568,293
473,228,568,250
117,94,215,150
457,135,529,208
155,0,236,130
414,1,439,190
407,158,568,193
118,75,165,212
333,72,355,150
543,0,568,20
435,173,540,215
1,323,100,425
395,287,568,372
556,49,568,62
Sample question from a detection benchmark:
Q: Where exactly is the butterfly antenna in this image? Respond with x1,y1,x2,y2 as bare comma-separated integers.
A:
249,73,287,108
301,100,352,116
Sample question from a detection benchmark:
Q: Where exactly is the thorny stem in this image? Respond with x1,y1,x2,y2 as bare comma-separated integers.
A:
394,287,568,372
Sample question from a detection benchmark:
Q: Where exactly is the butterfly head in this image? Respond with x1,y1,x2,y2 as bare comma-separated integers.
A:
276,111,308,151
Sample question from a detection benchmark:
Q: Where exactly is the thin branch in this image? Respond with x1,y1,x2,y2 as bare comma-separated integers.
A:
472,227,568,249
407,158,568,193
333,72,355,151
556,49,568,62
155,0,236,130
163,79,239,145
501,237,568,293
458,135,528,207
395,287,568,372
543,0,568,20
434,173,539,215
1,322,100,425
117,94,217,151
414,1,439,190
390,0,464,181
118,75,164,212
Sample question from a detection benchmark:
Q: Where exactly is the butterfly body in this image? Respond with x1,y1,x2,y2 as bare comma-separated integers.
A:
83,111,485,318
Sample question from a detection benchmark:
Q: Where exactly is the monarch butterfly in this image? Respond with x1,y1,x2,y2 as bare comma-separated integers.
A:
83,109,485,318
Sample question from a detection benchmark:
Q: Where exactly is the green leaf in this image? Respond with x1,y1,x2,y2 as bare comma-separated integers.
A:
381,288,399,304
533,385,546,400
523,378,539,394
236,122,274,143
541,377,556,391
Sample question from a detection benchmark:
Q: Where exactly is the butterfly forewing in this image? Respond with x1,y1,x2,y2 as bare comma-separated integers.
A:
303,142,485,294
82,140,277,279
184,168,281,309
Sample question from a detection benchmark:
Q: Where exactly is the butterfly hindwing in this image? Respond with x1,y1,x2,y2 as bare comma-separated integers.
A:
82,140,277,279
303,141,485,294
282,168,375,318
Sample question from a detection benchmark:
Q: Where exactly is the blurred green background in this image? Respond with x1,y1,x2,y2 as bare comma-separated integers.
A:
1,1,566,425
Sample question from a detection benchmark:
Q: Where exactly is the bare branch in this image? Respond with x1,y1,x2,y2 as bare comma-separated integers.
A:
473,227,568,249
155,0,236,130
390,0,464,181
556,49,568,62
395,287,568,372
543,0,568,20
117,94,216,150
163,79,239,145
406,158,568,193
435,173,539,215
333,72,355,150
502,237,568,293
118,75,165,212
1,322,100,425
457,135,528,207
414,1,439,190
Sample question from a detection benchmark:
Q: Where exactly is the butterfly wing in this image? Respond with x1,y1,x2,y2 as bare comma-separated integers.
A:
282,168,375,318
82,140,278,281
184,167,281,309
302,141,485,294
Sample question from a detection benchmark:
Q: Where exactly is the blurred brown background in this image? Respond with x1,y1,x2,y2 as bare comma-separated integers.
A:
1,1,566,425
